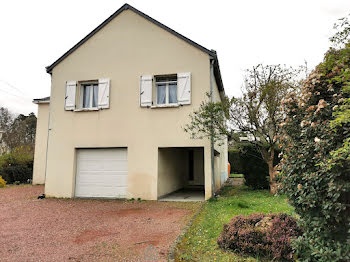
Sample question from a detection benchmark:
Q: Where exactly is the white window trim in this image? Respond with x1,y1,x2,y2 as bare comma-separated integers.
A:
77,81,99,111
155,79,178,107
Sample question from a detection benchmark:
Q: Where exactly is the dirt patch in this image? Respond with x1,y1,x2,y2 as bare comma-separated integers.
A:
0,185,201,261
74,229,116,244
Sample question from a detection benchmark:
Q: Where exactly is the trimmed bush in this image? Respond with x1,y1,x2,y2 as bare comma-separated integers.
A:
218,213,301,261
0,165,32,184
228,149,243,173
229,143,280,189
0,176,6,188
0,146,33,184
240,144,269,189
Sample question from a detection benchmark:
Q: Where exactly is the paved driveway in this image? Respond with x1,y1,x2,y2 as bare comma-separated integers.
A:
0,185,200,262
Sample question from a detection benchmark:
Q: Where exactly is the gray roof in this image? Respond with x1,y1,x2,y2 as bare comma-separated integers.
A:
45,3,224,93
33,96,50,104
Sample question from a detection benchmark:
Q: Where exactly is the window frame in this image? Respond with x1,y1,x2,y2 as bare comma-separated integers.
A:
78,81,99,110
155,75,178,106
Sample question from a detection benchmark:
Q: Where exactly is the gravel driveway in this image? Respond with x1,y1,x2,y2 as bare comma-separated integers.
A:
0,185,201,262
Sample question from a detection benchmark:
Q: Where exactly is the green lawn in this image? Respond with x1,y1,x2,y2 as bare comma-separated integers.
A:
174,186,294,262
229,173,245,178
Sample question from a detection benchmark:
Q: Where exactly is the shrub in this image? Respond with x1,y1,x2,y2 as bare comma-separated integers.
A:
239,144,269,189
0,146,33,184
0,176,6,188
217,213,301,261
229,143,280,189
228,149,243,173
0,165,32,184
279,45,350,260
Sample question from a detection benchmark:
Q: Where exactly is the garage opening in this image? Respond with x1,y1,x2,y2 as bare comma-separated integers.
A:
157,147,204,201
75,148,128,198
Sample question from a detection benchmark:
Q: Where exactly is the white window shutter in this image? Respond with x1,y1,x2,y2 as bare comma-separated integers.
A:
177,72,191,105
65,81,77,110
140,75,152,107
98,78,110,109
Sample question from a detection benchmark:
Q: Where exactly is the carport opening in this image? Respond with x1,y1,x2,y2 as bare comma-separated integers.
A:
157,147,205,202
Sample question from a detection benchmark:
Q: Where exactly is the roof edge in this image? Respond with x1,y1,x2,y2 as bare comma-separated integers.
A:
45,3,216,73
211,51,225,95
33,96,50,104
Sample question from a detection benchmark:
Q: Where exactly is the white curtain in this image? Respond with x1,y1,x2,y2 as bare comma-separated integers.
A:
92,85,98,107
83,85,91,108
157,84,166,104
169,84,177,103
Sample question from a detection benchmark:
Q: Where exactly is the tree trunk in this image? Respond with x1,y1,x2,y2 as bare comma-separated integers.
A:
267,158,276,194
267,148,277,194
260,146,278,194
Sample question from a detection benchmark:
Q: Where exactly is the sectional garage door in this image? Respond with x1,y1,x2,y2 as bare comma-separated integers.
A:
75,148,128,198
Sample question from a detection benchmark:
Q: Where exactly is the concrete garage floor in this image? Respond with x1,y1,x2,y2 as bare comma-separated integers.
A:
159,188,205,202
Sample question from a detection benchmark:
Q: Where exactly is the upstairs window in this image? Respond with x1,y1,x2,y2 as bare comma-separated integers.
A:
140,73,190,108
81,83,98,109
155,75,177,105
65,79,110,111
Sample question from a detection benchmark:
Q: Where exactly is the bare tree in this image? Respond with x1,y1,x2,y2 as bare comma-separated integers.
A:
229,64,302,192
184,64,302,193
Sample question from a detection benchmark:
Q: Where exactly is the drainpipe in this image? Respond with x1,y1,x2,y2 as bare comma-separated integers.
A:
210,59,215,197
44,74,52,184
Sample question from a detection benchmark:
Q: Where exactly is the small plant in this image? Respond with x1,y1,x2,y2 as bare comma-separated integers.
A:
0,176,6,188
14,181,20,185
217,213,301,261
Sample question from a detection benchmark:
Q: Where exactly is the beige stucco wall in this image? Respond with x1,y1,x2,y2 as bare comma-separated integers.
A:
187,147,205,186
213,75,229,191
44,9,226,200
157,148,187,197
158,147,205,197
33,103,49,184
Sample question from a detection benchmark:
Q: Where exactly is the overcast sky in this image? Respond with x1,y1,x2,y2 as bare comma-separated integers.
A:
0,0,349,115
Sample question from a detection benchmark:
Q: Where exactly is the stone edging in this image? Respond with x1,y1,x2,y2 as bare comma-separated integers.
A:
167,202,206,262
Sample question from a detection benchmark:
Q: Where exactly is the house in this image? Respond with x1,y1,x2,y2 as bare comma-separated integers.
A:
239,133,261,142
32,3,228,200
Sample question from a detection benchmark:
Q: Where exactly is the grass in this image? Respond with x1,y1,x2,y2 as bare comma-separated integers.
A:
174,186,294,262
229,173,245,178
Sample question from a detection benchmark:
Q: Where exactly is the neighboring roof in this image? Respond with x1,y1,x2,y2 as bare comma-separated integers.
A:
45,3,225,93
33,96,50,104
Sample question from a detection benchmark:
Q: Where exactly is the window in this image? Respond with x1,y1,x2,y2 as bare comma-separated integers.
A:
80,83,98,109
155,75,177,105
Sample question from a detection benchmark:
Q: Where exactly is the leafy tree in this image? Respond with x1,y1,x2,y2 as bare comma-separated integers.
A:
278,16,350,261
5,113,37,152
184,94,229,144
0,107,13,154
0,107,36,153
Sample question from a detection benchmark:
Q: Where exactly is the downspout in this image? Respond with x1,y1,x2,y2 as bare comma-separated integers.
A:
210,59,215,197
44,74,52,184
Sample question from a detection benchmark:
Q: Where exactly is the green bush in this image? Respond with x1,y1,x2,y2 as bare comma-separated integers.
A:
229,144,280,189
240,144,269,189
279,45,350,261
0,146,33,184
228,149,243,173
0,165,32,184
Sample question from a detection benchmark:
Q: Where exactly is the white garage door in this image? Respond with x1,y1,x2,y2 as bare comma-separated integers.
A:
75,148,128,198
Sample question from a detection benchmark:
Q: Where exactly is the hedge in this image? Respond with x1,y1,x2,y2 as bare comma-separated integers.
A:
228,143,280,189
0,146,33,184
